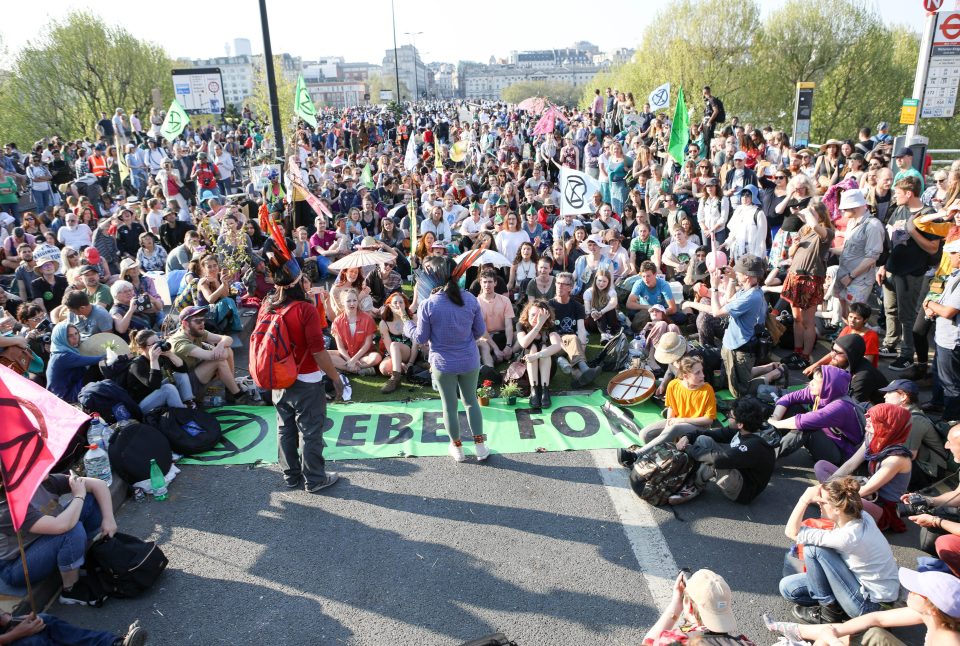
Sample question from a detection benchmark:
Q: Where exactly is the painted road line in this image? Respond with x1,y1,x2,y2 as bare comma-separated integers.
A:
590,449,678,610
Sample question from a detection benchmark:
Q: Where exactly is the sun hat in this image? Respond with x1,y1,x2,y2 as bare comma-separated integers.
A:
838,189,867,210
119,258,141,276
654,331,687,365
579,233,610,254
733,254,764,278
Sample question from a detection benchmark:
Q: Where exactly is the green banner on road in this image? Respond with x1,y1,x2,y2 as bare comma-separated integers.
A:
181,391,668,465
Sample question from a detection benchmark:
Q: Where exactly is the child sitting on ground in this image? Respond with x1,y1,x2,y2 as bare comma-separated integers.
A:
632,355,716,459
804,301,879,374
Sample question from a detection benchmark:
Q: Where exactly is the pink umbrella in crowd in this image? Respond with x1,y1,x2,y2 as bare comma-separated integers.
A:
531,105,569,136
517,96,547,114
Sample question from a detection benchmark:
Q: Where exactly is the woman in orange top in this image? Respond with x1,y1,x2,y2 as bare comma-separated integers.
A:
328,288,381,376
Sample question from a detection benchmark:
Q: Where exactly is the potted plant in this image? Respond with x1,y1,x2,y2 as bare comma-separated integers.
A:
476,380,496,406
500,381,521,406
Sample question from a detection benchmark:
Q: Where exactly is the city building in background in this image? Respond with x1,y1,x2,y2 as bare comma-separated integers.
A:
179,39,632,107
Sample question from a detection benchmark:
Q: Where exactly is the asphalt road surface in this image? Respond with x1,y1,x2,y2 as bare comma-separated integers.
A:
55,441,930,645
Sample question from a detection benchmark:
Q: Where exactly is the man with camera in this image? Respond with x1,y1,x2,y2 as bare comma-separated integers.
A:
168,305,257,406
901,423,960,577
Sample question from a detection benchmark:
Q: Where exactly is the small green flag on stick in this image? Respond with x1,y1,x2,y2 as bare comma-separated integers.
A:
159,100,190,140
360,163,374,190
294,75,318,128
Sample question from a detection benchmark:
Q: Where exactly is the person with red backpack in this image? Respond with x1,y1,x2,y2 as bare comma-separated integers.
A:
190,151,220,200
251,207,343,492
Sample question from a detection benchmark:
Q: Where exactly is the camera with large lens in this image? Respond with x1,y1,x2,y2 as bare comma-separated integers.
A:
898,493,933,517
134,293,151,312
35,318,52,333
157,340,171,352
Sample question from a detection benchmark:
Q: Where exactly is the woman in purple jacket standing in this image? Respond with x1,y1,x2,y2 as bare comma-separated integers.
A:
402,256,490,463
767,365,865,465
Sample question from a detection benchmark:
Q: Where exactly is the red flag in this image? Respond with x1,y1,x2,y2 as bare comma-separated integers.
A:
0,365,89,531
287,171,334,221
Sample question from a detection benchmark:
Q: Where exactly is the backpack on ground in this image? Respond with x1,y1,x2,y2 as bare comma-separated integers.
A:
107,421,172,484
599,330,631,373
78,379,143,423
146,407,222,455
86,532,168,598
249,303,302,390
628,444,695,506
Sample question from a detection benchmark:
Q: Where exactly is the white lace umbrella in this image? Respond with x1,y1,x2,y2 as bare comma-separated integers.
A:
328,249,395,270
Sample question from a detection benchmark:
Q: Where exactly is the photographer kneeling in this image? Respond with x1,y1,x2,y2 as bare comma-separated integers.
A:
901,422,960,576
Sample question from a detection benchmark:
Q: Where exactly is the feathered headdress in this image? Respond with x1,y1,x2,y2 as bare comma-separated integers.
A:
258,203,301,287
413,247,484,293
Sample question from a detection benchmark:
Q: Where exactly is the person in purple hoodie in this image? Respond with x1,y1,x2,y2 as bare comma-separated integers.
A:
767,364,866,465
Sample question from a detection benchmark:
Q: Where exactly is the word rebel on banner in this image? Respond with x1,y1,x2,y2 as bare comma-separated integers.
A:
183,392,663,465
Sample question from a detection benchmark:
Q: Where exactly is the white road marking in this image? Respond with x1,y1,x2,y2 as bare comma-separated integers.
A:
590,449,678,610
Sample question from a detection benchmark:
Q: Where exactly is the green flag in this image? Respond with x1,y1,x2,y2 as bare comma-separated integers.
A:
294,75,317,128
360,162,374,190
159,99,189,141
667,86,689,165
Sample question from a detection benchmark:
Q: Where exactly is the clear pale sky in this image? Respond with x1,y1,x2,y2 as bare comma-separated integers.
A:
0,0,944,67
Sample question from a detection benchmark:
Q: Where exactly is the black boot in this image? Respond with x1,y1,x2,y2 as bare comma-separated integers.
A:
540,384,551,409
792,602,847,625
529,384,542,409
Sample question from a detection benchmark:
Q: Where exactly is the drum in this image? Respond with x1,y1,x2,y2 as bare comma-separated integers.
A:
606,367,657,406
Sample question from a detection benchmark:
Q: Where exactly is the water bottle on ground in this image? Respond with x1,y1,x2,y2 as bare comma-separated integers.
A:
149,459,168,500
87,414,107,449
628,334,646,358
83,444,112,486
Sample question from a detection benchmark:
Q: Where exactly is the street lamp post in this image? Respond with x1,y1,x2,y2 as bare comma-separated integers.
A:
258,0,284,162
404,31,423,101
390,0,401,103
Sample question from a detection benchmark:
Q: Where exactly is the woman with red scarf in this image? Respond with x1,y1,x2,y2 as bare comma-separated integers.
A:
814,403,913,532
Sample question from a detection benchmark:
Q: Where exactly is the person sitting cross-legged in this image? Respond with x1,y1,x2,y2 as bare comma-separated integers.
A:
669,395,777,506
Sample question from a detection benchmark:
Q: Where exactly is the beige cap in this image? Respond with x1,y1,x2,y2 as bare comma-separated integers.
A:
685,569,737,634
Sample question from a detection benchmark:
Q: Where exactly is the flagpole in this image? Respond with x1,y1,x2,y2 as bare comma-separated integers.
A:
0,465,36,614
258,0,284,165
14,529,35,614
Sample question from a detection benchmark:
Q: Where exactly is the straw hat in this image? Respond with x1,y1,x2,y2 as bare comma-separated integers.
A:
654,332,687,365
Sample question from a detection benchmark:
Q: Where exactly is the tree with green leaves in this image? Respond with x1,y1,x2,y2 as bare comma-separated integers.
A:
501,80,582,108
0,11,172,148
583,0,960,149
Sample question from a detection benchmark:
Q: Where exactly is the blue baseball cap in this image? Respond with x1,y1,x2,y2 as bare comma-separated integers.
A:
899,568,960,618
879,379,919,395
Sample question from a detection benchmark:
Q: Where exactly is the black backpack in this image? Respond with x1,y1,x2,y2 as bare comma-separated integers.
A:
713,96,726,123
147,408,223,455
78,379,143,424
458,635,518,646
628,444,695,506
107,421,172,483
86,532,168,598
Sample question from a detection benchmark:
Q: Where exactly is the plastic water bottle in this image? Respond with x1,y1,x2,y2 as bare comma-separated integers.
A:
629,334,646,358
87,414,108,449
83,444,112,486
149,459,168,500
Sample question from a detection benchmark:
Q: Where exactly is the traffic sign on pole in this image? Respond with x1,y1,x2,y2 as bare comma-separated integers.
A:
900,98,920,124
921,11,960,119
924,0,943,13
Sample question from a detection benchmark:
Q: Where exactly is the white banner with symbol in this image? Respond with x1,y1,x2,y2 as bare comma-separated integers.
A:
559,167,602,216
649,83,671,111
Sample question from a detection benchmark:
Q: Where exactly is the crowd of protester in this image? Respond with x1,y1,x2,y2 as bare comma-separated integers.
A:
0,88,959,644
